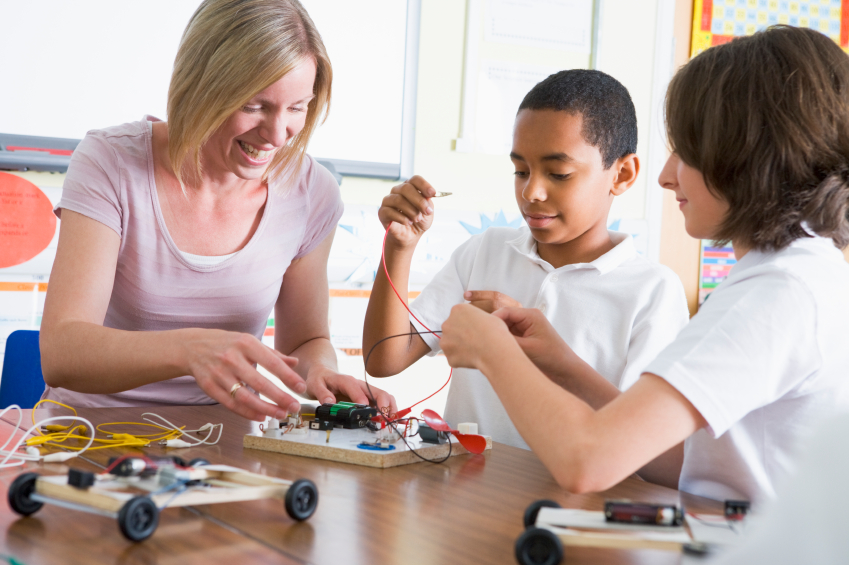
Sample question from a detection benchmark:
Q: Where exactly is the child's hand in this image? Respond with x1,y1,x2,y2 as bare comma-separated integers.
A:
378,175,437,248
441,304,513,369
464,290,522,313
492,307,572,378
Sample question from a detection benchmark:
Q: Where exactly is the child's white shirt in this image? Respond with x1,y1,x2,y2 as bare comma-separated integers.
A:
645,234,849,506
409,226,689,449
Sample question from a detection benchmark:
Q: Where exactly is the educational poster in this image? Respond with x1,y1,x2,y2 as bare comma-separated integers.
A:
691,0,849,57
0,173,57,270
698,241,736,305
0,174,60,375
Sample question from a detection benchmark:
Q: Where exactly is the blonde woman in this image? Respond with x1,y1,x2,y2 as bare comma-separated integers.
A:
39,0,395,420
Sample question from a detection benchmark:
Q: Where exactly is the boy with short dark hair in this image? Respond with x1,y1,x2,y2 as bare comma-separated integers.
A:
363,70,688,449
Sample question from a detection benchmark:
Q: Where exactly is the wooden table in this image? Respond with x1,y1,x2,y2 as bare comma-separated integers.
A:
0,405,722,565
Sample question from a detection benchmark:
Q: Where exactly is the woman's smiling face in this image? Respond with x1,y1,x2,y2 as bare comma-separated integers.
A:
201,57,317,183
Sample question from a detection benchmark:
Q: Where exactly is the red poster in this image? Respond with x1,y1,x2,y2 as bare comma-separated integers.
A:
0,172,57,268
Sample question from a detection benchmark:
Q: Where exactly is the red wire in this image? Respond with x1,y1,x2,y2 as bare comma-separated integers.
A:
381,225,439,339
380,223,452,416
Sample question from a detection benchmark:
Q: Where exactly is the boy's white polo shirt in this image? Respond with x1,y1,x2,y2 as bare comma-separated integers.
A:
645,234,849,505
410,226,689,449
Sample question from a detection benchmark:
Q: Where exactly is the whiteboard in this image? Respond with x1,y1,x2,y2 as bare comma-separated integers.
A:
0,0,419,179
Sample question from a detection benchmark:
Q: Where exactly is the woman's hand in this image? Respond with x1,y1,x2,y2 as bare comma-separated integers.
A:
441,304,516,370
464,290,522,313
304,365,398,414
492,307,573,378
185,329,307,421
377,175,437,248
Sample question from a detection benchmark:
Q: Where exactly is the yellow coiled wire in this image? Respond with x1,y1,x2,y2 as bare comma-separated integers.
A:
28,400,186,452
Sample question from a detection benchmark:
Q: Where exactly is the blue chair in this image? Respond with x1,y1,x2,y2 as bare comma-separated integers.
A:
0,330,46,409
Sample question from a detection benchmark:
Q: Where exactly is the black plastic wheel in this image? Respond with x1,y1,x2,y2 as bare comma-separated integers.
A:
168,456,188,468
188,458,210,467
284,479,318,521
522,499,561,529
514,527,564,565
8,473,43,516
117,496,159,542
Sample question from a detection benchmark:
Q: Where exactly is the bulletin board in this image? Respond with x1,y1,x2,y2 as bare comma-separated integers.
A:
691,0,849,57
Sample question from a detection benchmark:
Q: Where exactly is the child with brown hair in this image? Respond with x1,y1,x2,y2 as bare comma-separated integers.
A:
439,25,849,506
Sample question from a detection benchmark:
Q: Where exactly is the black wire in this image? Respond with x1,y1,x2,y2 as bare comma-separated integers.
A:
687,513,739,534
362,330,453,464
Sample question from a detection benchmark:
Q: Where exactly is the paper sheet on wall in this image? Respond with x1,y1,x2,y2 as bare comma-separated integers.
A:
484,0,594,53
473,60,563,155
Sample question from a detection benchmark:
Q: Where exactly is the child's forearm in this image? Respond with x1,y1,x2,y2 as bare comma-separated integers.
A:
544,350,622,410
363,243,429,376
477,339,700,494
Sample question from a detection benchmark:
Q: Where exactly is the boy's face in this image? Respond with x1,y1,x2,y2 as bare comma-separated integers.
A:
658,153,729,240
511,109,621,255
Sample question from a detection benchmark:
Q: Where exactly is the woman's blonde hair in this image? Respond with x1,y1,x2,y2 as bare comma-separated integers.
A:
167,0,331,189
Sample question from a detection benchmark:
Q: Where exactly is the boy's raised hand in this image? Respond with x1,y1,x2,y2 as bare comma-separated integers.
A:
378,175,437,247
464,290,521,313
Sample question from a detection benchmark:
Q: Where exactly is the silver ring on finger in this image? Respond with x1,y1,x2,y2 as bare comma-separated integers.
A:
230,381,245,400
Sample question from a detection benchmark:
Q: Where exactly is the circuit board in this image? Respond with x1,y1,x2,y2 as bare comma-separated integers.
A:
243,426,492,468
691,0,849,56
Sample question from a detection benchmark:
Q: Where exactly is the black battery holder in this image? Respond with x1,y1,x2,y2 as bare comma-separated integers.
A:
68,468,95,489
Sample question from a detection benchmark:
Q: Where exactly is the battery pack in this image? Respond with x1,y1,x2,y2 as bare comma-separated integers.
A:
604,500,683,526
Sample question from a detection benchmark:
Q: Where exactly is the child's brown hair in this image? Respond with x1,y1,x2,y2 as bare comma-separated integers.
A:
666,25,849,251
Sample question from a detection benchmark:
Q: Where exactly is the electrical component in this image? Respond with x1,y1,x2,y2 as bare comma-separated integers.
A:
158,465,206,486
458,422,478,435
604,500,683,526
109,456,149,477
68,468,95,489
357,441,395,451
42,452,78,463
366,420,381,432
314,402,377,429
376,425,402,444
263,417,284,438
724,500,750,520
418,422,447,445
158,439,193,448
309,420,333,431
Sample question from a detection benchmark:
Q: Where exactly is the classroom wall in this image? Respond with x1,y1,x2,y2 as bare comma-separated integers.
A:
661,0,702,316
343,0,665,225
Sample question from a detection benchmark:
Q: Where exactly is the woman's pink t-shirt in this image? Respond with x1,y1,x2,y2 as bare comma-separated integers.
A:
46,117,343,407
